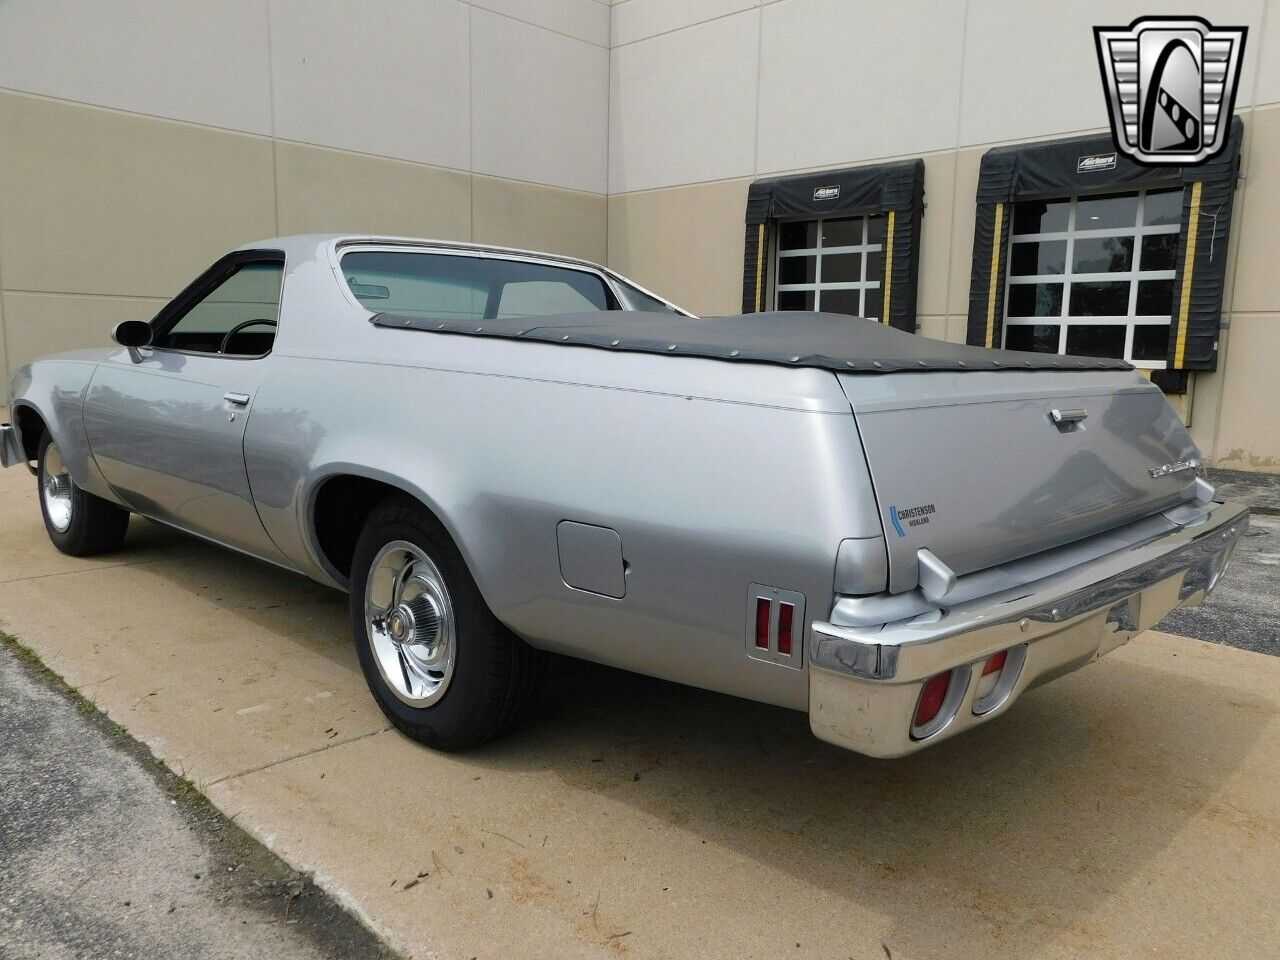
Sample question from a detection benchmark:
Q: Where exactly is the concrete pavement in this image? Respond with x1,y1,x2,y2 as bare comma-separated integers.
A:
0,640,398,960
1,467,1279,959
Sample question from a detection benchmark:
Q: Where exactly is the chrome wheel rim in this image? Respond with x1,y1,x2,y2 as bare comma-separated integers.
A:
42,443,74,533
364,540,455,708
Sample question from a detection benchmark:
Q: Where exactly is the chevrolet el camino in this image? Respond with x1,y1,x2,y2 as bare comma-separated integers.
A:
0,235,1248,757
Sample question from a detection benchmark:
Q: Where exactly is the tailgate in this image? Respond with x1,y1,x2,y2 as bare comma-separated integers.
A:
838,369,1201,595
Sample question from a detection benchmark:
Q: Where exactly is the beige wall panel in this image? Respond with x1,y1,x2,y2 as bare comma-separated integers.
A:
1252,1,1280,106
0,289,8,384
471,10,609,193
0,0,272,135
472,176,606,263
916,317,947,341
3,292,165,374
960,0,1263,147
612,0,758,47
757,0,966,175
1226,105,1280,313
947,146,983,319
0,92,275,299
472,0,610,46
1209,314,1280,471
609,11,760,193
1188,338,1228,462
269,0,471,172
917,152,957,319
608,179,750,316
274,143,471,241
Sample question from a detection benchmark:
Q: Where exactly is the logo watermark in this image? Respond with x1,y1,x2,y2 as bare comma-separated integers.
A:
1094,16,1246,166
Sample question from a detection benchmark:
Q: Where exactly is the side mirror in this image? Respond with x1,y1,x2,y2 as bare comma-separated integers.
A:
111,320,153,362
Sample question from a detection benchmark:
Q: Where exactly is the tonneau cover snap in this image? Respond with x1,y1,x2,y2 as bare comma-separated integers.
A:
370,311,1132,373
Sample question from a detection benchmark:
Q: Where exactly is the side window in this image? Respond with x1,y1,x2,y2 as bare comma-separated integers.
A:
154,260,284,356
341,251,612,320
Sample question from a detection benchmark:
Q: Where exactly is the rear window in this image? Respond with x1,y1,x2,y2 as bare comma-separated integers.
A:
341,251,613,321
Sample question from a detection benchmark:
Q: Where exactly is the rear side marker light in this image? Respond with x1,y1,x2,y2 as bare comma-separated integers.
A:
776,602,794,655
745,584,806,668
754,597,770,649
915,671,951,728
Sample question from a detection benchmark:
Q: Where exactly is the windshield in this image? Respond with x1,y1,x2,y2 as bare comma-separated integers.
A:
341,251,616,321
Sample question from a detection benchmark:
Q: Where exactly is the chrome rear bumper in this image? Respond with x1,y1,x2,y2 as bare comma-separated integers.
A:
0,423,23,469
809,499,1249,758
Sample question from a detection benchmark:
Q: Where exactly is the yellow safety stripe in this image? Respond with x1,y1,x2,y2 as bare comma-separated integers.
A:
1174,181,1202,369
985,202,1004,348
754,223,765,312
880,210,896,324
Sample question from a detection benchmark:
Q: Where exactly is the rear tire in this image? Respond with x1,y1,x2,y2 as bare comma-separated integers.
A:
349,495,543,751
37,434,130,556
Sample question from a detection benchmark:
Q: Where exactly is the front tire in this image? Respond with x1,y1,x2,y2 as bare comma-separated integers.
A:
349,495,543,751
37,434,130,556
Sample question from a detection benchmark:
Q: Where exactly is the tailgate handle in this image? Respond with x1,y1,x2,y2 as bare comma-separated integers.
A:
1049,408,1087,425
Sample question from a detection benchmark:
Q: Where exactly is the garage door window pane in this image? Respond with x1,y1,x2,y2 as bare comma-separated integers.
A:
779,256,816,284
1005,324,1060,353
1065,324,1126,358
1140,233,1178,271
820,289,860,316
1069,281,1129,315
1132,324,1172,360
778,290,815,310
822,218,863,247
779,221,818,250
1075,192,1138,230
1143,188,1183,225
1008,283,1063,317
1136,279,1174,316
1010,240,1067,276
1072,236,1133,273
823,253,861,283
1013,198,1070,235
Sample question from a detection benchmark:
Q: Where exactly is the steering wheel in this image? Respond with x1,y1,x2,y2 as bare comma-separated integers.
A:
218,319,277,355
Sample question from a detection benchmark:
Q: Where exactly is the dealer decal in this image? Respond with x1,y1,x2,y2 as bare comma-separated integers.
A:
889,503,936,538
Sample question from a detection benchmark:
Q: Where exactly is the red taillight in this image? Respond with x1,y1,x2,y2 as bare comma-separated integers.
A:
914,671,951,728
981,650,1007,677
755,597,770,649
777,602,794,655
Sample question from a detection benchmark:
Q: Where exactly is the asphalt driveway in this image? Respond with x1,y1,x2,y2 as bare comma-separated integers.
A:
1,467,1279,959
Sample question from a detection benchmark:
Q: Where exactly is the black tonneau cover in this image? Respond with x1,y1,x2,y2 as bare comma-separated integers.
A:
369,311,1131,373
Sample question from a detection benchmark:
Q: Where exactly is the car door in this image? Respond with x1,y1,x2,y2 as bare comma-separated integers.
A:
84,250,287,561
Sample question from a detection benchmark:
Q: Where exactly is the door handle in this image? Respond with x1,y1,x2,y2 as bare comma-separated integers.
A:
1049,408,1087,425
224,392,251,406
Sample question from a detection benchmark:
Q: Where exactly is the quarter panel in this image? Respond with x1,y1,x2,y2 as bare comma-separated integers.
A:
246,351,880,710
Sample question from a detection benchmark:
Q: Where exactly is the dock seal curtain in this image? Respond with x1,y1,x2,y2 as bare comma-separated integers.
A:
967,118,1244,373
742,159,925,332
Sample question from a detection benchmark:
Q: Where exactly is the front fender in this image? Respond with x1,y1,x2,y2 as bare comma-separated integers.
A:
7,355,118,501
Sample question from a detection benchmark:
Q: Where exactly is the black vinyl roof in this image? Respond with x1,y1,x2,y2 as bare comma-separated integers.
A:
369,310,1132,374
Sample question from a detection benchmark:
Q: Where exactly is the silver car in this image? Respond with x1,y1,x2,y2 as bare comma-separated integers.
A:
1,235,1248,757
